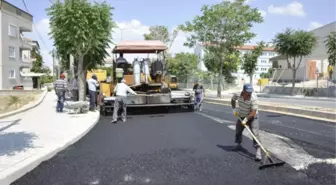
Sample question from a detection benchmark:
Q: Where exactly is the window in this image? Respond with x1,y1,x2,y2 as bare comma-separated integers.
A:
261,52,267,56
9,46,15,58
269,52,275,56
9,69,15,79
8,24,17,37
260,60,267,63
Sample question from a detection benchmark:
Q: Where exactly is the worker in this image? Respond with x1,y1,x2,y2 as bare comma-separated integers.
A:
231,83,261,161
87,74,100,111
111,79,137,123
328,64,334,81
193,81,205,111
53,73,68,113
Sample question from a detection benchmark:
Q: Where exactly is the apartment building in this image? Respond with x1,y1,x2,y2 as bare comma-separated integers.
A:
194,44,277,84
0,1,34,90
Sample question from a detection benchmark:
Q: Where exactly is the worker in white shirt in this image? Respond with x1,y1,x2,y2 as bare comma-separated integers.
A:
111,79,137,123
87,74,100,111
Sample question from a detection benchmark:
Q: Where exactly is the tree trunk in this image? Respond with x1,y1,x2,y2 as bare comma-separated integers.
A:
249,74,253,84
291,69,296,95
217,63,223,98
77,55,86,101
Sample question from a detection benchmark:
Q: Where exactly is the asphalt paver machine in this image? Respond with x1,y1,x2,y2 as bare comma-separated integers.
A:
100,40,194,115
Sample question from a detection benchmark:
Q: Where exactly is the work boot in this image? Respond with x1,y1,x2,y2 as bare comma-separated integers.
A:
255,148,261,161
232,144,242,151
111,119,117,123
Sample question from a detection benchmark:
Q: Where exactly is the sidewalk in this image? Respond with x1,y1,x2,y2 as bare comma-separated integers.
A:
0,92,100,185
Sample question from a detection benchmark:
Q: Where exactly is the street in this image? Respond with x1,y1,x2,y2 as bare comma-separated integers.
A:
12,103,336,185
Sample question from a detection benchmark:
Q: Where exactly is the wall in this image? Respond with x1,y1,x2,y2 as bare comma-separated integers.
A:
1,3,33,89
262,86,336,97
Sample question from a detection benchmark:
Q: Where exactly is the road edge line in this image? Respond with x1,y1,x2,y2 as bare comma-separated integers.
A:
0,112,100,185
205,100,336,124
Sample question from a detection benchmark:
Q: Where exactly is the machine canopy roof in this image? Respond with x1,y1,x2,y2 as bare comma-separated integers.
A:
112,40,168,54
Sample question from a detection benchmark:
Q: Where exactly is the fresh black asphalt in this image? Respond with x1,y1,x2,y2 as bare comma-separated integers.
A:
12,103,336,185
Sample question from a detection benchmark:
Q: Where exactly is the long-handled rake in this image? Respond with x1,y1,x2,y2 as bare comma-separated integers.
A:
237,116,286,170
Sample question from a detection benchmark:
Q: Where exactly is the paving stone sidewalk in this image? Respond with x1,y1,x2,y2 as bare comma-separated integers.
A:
0,92,100,185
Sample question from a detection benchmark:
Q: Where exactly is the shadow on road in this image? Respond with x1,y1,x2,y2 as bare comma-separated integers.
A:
266,114,285,118
0,132,37,156
216,144,255,160
104,106,194,116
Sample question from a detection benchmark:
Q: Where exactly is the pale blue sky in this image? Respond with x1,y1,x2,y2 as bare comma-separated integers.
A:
6,0,336,67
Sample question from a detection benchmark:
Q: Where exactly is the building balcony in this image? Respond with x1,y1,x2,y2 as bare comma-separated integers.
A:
19,35,33,50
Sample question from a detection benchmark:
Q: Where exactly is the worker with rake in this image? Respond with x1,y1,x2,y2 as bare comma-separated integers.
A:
231,83,261,161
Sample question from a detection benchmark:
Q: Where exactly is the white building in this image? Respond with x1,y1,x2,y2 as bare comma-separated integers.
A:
194,44,278,85
0,0,35,89
270,21,336,82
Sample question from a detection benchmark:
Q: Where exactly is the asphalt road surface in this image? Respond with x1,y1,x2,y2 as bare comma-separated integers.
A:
13,103,336,185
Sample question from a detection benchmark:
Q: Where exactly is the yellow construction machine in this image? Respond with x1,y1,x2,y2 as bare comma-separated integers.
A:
100,40,193,115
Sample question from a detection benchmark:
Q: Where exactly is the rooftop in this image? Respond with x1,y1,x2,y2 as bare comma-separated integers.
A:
200,43,275,51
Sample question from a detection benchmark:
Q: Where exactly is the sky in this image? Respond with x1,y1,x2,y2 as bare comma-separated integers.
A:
6,0,336,68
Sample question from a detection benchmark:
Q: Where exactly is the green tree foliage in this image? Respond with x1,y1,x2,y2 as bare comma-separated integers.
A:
241,41,265,83
273,28,317,90
260,68,274,79
47,0,115,101
179,0,263,97
143,26,170,43
203,48,240,84
325,31,336,66
166,53,198,82
31,47,43,73
143,25,179,75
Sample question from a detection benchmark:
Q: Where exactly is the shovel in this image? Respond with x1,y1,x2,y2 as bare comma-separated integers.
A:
237,116,286,170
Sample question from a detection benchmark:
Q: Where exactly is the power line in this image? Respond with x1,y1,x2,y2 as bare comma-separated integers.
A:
21,0,50,51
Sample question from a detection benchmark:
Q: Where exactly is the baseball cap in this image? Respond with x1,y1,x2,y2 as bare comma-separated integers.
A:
243,83,253,93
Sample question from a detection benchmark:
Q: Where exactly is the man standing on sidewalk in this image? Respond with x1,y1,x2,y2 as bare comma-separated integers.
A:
231,83,261,161
111,79,137,123
54,73,68,112
87,74,100,111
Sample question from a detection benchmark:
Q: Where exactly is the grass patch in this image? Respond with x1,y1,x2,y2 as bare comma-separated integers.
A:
0,93,41,114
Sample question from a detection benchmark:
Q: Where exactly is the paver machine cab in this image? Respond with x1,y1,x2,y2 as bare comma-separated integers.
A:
100,40,194,115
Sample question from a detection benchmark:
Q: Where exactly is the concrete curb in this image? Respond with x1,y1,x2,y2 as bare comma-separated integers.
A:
204,98,336,123
0,90,48,119
0,112,100,185
256,93,336,102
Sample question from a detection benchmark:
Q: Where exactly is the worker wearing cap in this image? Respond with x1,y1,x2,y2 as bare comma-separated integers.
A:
231,83,261,161
54,73,68,112
87,74,100,111
111,79,137,123
193,81,205,111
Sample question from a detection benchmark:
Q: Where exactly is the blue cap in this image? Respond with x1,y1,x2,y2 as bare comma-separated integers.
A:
243,83,253,93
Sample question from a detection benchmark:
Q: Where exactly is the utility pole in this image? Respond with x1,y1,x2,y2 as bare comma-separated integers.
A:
52,48,55,78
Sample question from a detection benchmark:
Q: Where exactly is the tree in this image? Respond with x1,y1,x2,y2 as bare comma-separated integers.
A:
325,31,336,66
260,68,274,79
143,25,179,75
179,0,263,97
241,41,265,83
47,0,115,101
273,28,317,91
166,53,198,82
203,47,240,85
31,47,44,73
